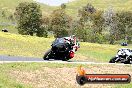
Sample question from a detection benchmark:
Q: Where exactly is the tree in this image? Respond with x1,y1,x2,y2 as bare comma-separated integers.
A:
50,4,72,38
1,11,6,17
91,11,104,34
8,14,14,21
103,7,118,44
116,11,132,43
74,3,95,42
73,21,85,41
74,3,105,43
78,3,96,22
61,3,66,9
15,2,47,37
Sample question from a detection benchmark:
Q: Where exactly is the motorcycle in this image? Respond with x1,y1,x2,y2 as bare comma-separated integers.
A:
109,48,132,64
43,36,79,61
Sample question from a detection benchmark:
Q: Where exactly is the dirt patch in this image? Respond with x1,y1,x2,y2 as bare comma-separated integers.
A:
9,64,132,88
74,54,98,62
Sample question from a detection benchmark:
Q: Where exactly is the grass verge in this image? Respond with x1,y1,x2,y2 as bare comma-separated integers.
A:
0,62,132,88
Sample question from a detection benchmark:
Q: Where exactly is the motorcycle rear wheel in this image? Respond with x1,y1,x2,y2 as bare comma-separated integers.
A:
62,58,70,61
124,58,132,64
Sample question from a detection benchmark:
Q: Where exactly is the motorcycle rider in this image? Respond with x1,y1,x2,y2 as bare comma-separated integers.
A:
63,35,80,52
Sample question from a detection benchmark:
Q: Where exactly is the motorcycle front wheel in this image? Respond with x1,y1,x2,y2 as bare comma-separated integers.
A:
109,57,117,63
43,49,52,60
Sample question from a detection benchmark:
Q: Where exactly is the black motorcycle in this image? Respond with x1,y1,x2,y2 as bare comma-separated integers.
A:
43,38,75,61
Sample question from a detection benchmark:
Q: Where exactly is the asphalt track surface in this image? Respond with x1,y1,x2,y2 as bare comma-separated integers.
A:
0,55,95,64
0,55,43,61
0,55,130,65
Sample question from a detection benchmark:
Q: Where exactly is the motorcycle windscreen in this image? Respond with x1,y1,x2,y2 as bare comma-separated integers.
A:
53,38,65,45
52,38,69,52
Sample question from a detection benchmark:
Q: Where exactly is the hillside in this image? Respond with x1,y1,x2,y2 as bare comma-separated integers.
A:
0,0,56,34
0,0,56,15
0,0,132,17
66,0,132,16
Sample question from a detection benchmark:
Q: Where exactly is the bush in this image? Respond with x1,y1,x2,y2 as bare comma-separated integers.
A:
36,26,48,37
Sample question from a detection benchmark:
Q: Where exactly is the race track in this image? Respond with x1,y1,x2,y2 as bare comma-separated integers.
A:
0,55,43,61
0,55,95,64
0,55,129,65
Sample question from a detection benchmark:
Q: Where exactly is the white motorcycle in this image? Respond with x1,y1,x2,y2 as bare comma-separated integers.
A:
109,48,132,64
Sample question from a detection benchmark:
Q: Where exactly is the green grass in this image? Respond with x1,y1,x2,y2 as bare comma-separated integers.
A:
0,63,32,88
0,74,31,88
115,83,132,88
0,25,18,34
0,32,132,62
0,63,79,71
0,13,18,34
78,43,132,62
0,32,54,58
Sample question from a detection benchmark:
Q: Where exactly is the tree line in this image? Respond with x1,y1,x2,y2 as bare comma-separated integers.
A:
15,2,132,44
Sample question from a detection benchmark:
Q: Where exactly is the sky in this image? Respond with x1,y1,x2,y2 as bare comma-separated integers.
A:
35,0,73,6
